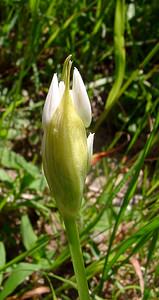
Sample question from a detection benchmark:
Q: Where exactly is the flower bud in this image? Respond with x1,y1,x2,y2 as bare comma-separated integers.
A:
42,56,94,218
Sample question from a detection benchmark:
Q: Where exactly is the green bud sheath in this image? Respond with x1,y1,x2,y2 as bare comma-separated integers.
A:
43,89,88,218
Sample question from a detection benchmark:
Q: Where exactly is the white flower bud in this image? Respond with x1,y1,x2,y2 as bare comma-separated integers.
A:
42,56,94,218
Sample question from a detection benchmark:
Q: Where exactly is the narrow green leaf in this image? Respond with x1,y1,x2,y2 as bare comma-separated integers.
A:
0,236,49,274
105,0,126,113
29,0,39,14
0,263,41,300
0,242,6,285
21,215,38,251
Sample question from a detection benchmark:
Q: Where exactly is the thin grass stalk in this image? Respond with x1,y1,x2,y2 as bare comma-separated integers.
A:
94,0,126,131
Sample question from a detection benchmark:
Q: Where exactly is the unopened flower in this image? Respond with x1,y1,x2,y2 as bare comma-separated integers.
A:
42,56,94,218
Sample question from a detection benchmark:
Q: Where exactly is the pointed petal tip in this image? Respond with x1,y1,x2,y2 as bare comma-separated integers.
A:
72,68,92,128
42,73,61,128
73,66,78,73
87,132,95,162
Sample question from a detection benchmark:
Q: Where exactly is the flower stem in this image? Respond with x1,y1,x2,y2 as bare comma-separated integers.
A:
63,216,90,300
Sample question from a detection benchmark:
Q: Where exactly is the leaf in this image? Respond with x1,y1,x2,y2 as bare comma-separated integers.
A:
21,215,44,260
29,0,39,14
0,242,6,285
0,236,49,274
28,176,47,191
0,263,41,300
0,148,39,178
20,173,46,192
21,215,38,251
0,169,12,183
105,0,126,113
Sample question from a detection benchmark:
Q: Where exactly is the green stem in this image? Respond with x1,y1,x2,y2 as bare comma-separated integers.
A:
63,216,90,300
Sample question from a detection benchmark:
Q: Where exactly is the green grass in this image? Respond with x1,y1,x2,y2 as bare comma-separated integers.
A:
0,0,159,299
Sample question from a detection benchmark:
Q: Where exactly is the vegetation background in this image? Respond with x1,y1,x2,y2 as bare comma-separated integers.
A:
0,0,159,299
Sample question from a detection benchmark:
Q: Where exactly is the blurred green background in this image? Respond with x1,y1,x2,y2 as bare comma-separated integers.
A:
0,0,159,299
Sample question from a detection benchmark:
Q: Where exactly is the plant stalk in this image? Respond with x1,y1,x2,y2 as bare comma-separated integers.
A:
64,216,90,300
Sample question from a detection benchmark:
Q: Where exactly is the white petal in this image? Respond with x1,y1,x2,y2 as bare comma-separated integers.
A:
59,81,65,99
42,73,60,127
72,68,92,127
87,133,94,163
